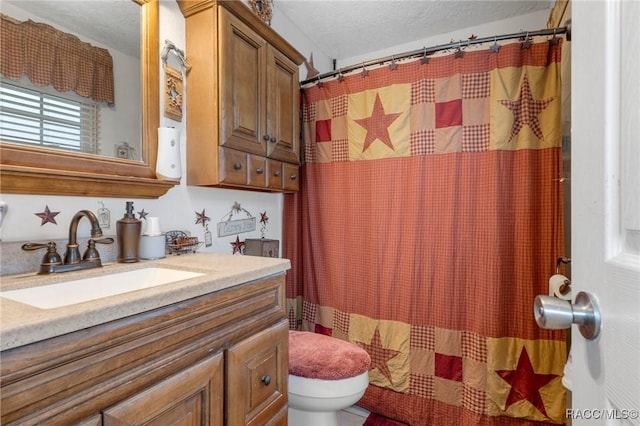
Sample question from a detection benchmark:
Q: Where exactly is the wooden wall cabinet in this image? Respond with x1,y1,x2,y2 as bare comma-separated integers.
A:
179,1,304,193
0,274,288,425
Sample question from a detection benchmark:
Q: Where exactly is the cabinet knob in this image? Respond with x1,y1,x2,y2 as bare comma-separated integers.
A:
290,173,297,180
263,134,270,142
270,137,277,144
273,170,281,177
234,162,242,170
256,167,264,174
261,375,271,386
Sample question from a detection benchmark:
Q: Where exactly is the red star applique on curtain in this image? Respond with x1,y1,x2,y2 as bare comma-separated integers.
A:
499,74,554,142
35,205,60,226
358,327,400,386
355,94,402,152
496,346,559,417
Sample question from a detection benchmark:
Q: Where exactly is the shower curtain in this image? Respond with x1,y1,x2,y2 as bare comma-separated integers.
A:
284,39,566,425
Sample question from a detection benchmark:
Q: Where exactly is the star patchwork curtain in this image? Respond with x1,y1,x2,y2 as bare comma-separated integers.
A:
284,39,566,425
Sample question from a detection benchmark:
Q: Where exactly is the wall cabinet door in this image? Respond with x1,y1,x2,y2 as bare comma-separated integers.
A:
226,320,288,426
266,45,300,165
103,353,224,426
219,8,267,157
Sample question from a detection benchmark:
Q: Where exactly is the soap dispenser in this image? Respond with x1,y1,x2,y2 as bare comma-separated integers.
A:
117,201,141,263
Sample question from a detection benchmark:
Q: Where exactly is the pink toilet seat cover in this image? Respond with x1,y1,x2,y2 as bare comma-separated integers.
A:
289,330,371,380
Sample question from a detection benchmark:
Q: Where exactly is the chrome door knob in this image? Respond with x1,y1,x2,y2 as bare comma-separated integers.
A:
534,291,601,340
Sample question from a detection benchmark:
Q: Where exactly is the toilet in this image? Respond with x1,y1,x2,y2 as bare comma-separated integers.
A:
288,330,371,426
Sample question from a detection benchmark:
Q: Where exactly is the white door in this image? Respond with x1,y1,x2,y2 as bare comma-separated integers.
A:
569,0,640,425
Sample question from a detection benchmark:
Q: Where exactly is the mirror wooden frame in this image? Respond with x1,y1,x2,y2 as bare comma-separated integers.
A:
0,0,176,198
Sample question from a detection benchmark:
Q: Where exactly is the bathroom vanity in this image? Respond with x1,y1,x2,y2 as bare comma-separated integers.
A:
0,254,290,425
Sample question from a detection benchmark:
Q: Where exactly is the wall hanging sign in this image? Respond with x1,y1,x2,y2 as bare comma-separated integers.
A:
163,65,183,122
217,202,256,237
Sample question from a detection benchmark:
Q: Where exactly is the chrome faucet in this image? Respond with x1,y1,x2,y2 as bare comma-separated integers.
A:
22,210,114,275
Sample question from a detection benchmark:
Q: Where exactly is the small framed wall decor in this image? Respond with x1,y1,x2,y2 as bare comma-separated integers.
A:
164,65,183,122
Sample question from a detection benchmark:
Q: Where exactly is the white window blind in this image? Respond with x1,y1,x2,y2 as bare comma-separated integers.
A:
0,81,100,154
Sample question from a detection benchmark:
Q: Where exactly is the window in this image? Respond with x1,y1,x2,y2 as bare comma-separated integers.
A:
0,81,100,154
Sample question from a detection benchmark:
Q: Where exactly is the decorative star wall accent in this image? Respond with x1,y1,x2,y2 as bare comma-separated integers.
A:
357,327,400,386
496,346,558,417
304,53,320,80
260,211,269,225
195,209,210,227
355,94,402,153
498,74,554,142
35,205,60,226
137,209,149,220
230,235,245,254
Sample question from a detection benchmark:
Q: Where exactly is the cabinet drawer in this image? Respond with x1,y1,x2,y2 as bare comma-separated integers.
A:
267,159,283,190
220,147,248,185
282,163,299,192
226,320,288,426
248,154,268,188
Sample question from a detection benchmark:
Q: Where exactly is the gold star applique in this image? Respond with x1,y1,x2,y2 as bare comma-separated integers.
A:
499,74,554,142
358,327,400,386
35,205,60,226
354,94,402,153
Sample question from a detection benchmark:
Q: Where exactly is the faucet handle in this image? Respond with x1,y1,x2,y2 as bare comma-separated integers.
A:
82,238,114,263
22,242,63,274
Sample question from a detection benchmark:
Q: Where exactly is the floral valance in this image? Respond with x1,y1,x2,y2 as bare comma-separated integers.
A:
0,14,114,105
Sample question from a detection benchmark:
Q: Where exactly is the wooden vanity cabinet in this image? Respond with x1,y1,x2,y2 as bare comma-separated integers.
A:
0,274,288,425
179,1,304,192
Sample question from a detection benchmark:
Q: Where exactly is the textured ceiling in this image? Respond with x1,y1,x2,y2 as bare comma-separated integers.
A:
2,0,553,65
276,0,554,60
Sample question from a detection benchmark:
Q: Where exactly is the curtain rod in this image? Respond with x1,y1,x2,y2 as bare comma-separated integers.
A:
300,21,571,86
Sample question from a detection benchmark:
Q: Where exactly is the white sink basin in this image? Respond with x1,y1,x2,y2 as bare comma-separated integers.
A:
1,267,205,309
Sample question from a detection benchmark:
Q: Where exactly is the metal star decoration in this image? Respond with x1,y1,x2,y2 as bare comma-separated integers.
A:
232,202,242,214
260,211,269,225
230,236,245,254
304,53,320,80
490,42,501,53
35,205,60,226
137,209,149,220
195,209,210,227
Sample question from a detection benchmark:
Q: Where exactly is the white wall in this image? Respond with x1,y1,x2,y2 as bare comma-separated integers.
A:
0,2,551,258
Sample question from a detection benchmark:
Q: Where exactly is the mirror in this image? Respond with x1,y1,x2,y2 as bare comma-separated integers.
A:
0,0,175,198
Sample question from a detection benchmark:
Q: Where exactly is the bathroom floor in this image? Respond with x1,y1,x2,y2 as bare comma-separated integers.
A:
337,406,369,426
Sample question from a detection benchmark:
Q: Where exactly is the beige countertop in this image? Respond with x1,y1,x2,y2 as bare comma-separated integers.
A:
0,253,290,351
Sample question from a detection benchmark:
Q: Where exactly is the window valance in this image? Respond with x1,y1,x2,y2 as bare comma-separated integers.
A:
0,14,114,105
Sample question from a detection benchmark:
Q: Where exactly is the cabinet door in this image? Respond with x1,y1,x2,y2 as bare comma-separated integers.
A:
227,320,288,426
103,353,224,426
219,7,268,156
266,46,300,165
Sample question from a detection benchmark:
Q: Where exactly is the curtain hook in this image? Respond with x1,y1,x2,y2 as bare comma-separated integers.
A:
521,31,532,49
455,40,465,58
337,68,345,83
389,54,398,71
361,61,369,77
316,75,323,88
421,47,430,64
491,35,501,53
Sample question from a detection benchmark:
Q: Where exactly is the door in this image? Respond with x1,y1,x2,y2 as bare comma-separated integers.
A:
570,1,640,424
